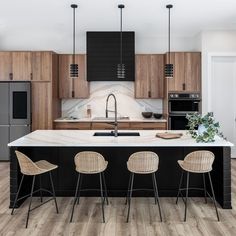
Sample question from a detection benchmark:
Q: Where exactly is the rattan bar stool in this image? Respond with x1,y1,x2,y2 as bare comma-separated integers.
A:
11,151,59,228
70,151,109,223
126,151,162,222
176,150,220,221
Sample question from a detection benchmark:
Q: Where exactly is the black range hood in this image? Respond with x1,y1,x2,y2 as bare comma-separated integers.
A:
86,31,135,81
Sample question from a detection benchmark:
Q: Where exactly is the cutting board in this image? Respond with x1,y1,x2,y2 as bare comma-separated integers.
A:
156,132,183,139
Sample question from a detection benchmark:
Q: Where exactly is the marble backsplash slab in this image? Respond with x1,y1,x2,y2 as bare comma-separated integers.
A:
62,82,162,119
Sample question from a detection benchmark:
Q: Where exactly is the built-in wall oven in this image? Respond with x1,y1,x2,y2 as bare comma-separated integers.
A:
168,93,201,130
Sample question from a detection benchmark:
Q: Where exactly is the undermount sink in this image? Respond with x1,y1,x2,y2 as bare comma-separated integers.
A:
93,131,140,137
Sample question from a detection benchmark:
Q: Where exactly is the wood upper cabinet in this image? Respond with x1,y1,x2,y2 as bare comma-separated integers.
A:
59,54,89,99
12,52,32,81
0,52,12,80
167,52,201,92
32,52,53,81
135,54,164,99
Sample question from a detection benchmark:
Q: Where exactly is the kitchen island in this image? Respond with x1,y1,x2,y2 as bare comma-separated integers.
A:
8,130,233,209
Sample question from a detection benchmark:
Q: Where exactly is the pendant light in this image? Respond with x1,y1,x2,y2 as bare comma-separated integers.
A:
165,4,173,79
70,4,78,97
117,4,125,79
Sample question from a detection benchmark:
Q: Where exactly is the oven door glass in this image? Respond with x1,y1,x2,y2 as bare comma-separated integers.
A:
169,100,199,113
169,115,189,130
13,91,27,119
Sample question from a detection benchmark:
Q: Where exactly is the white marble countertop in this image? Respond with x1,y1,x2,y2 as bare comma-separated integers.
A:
8,130,233,147
54,117,167,123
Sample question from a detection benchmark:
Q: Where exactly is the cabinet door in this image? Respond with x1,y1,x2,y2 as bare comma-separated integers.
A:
184,52,201,92
32,52,52,81
0,52,12,81
150,55,164,98
59,54,89,98
12,52,32,81
31,82,52,130
135,55,150,98
168,52,185,92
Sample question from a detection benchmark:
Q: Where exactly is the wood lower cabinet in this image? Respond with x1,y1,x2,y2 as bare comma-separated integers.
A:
0,52,12,80
167,52,201,93
12,52,32,81
59,54,89,98
135,54,164,99
54,121,167,130
54,122,91,130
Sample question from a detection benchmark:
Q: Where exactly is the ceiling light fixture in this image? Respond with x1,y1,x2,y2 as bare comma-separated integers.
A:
165,4,173,79
70,4,78,97
117,4,125,79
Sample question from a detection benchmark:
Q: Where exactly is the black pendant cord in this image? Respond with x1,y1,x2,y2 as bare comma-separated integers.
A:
73,6,76,66
120,6,123,66
168,6,170,65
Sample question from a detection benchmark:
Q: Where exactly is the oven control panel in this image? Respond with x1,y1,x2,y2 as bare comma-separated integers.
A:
169,93,200,100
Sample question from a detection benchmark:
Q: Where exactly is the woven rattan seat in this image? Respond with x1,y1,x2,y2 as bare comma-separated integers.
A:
12,151,58,228
127,151,159,174
176,150,219,221
70,151,109,223
74,151,108,174
177,150,214,173
15,151,58,176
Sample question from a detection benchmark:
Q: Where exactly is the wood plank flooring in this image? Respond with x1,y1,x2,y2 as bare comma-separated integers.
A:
1,161,236,236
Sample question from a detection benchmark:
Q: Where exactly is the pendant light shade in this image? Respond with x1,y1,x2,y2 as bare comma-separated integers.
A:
165,4,173,79
70,4,78,78
117,4,125,79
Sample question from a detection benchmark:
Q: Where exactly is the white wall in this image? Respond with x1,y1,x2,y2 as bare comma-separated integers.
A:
200,31,236,113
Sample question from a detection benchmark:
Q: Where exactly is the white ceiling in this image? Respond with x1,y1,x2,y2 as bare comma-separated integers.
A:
0,0,235,51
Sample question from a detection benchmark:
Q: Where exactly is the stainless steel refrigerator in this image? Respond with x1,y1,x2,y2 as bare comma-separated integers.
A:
0,82,31,161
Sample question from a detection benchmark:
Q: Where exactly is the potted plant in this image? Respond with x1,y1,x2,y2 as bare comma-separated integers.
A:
186,112,222,142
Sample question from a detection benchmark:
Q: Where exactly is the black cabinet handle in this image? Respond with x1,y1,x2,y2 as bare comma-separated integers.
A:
183,83,186,91
9,73,13,80
30,73,33,80
148,91,151,98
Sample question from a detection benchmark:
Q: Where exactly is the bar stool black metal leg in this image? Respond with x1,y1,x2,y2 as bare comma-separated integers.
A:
176,170,184,204
184,172,189,222
77,174,83,205
26,175,35,228
49,172,59,213
202,173,207,204
70,173,80,222
126,173,134,223
11,174,24,215
102,172,109,205
39,175,43,203
208,172,220,221
153,172,162,222
152,173,157,204
99,173,105,223
125,174,132,205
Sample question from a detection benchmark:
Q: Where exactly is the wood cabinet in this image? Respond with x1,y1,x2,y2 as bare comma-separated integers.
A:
0,52,12,80
167,52,201,92
59,54,89,99
32,52,53,81
54,121,167,130
135,54,164,99
31,52,61,130
12,52,32,81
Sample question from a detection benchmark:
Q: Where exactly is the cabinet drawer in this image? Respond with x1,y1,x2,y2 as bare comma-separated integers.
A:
54,122,91,130
91,122,130,130
130,122,167,130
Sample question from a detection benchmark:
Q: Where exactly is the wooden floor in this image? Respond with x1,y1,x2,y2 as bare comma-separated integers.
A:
1,162,236,236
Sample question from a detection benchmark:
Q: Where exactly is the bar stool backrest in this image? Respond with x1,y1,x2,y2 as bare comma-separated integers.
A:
15,151,41,175
74,151,107,174
127,151,159,174
184,151,215,173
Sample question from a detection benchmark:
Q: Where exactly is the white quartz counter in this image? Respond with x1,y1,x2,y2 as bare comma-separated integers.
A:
54,117,167,123
8,130,233,147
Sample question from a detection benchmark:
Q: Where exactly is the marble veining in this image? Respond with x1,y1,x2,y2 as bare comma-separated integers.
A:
8,130,233,147
62,82,162,119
